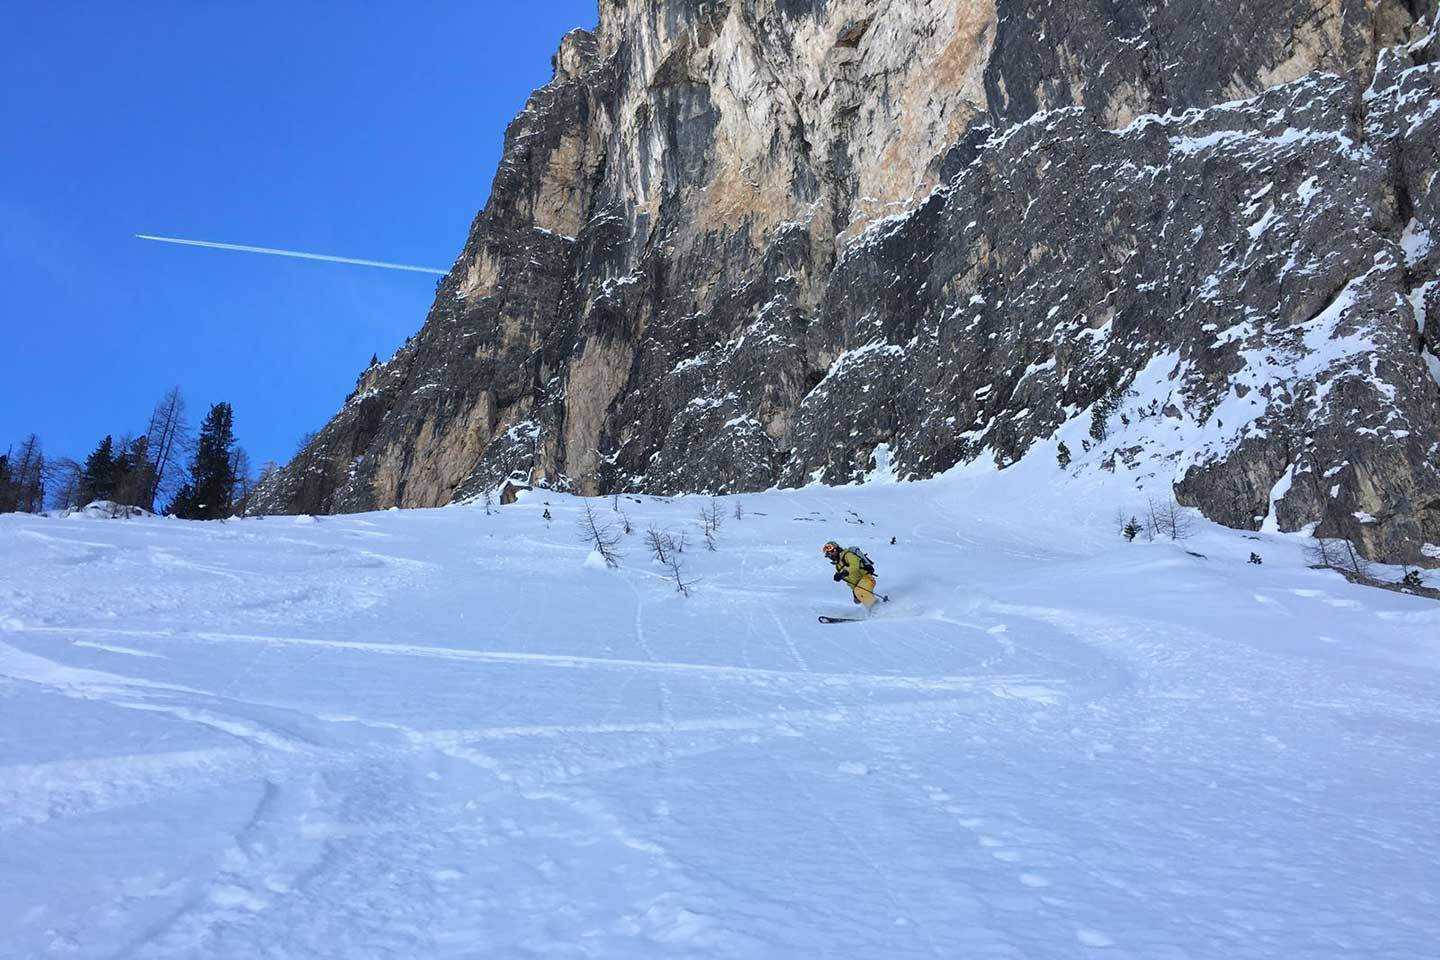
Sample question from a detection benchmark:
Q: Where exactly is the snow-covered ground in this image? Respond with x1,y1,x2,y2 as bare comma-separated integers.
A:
2,462,1437,959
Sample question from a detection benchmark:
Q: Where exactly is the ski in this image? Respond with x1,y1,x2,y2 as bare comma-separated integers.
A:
818,616,864,624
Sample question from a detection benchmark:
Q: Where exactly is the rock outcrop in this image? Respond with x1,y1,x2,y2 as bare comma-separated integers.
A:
252,0,1440,566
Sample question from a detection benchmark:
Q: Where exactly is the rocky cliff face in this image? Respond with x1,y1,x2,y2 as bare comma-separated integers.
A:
252,0,1440,566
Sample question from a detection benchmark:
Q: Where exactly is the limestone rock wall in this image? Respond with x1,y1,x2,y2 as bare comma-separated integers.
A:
251,0,1440,565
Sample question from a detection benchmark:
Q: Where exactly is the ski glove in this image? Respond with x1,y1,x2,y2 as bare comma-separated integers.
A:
833,571,845,582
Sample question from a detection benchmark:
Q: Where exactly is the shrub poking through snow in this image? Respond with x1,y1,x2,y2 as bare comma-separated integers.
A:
1123,517,1142,542
542,508,552,526
1249,552,1263,565
578,502,623,568
1057,442,1072,469
1403,569,1424,588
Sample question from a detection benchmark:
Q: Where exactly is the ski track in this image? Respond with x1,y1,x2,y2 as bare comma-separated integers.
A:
2,477,1438,958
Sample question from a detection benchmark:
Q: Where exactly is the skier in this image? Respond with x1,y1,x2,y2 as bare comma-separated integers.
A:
823,541,881,610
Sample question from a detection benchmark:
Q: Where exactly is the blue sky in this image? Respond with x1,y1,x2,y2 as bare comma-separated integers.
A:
1,1,597,471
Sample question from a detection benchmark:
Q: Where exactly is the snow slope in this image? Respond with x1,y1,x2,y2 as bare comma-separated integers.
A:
2,464,1437,959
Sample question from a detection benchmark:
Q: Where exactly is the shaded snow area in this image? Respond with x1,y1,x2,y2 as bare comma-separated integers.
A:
2,465,1437,959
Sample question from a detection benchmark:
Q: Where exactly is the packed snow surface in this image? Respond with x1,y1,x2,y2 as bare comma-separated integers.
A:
2,464,1437,959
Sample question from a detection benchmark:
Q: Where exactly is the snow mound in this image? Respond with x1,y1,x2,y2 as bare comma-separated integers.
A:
65,501,157,519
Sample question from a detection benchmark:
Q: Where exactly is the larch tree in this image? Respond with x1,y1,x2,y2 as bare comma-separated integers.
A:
11,435,46,513
145,387,189,510
48,458,84,512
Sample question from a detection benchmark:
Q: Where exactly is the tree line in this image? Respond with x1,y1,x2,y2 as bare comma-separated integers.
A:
0,387,273,520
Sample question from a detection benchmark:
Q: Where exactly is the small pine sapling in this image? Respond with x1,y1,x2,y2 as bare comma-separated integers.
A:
1123,517,1142,541
542,508,553,527
1089,389,1120,442
1057,441,1072,469
1402,569,1424,588
1249,552,1263,565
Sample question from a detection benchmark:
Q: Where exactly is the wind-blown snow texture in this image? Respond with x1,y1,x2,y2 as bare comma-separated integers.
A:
4,466,1437,958
252,1,1440,567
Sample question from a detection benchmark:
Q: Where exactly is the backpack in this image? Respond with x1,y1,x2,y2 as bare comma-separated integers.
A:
848,546,875,576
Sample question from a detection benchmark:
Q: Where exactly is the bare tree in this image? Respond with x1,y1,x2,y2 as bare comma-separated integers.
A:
733,500,745,521
229,448,256,516
1305,537,1374,579
10,435,46,513
481,488,495,515
645,525,674,564
1142,497,1161,541
664,551,698,597
1147,499,1196,541
699,498,724,550
0,453,12,513
619,508,633,535
1339,539,1373,578
47,458,83,512
145,387,189,510
578,502,623,567
703,498,725,534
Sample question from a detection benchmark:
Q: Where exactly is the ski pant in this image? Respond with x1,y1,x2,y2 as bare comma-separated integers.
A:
852,575,878,609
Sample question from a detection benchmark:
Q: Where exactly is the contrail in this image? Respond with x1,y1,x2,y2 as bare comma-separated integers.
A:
135,234,448,275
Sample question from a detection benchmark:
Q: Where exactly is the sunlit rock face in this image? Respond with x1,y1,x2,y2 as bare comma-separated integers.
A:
252,0,1440,565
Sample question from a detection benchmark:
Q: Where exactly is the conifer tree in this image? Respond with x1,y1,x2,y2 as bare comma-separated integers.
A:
79,435,118,504
178,403,238,520
115,435,155,512
167,482,196,518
